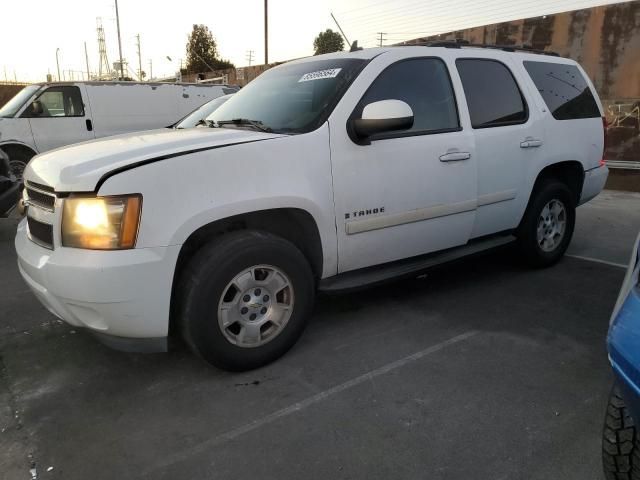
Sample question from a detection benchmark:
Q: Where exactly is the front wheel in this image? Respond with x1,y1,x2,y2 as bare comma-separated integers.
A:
516,179,575,267
178,230,315,371
602,385,640,479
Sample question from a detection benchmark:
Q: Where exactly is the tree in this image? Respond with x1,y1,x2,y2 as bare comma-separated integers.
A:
313,29,345,55
185,24,234,73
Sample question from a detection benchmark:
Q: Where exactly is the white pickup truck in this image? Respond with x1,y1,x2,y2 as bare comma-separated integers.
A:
15,44,608,371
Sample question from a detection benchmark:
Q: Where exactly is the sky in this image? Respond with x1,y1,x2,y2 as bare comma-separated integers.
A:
0,0,628,82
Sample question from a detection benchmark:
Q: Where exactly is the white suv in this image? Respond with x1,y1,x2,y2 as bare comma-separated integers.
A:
15,45,608,370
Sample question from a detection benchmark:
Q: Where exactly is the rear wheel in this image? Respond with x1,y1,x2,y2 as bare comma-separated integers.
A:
177,230,315,371
603,385,640,479
516,179,575,267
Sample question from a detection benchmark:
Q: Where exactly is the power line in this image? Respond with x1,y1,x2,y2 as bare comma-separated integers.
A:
341,0,596,44
339,0,592,31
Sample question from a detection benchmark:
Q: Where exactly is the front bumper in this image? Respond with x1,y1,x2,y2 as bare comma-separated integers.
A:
579,164,608,205
15,218,181,351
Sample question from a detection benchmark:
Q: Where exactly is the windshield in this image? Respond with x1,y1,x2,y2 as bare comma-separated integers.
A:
0,85,40,118
175,94,233,129
207,58,367,134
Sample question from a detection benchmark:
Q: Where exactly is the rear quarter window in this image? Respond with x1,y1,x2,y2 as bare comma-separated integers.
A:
523,61,601,120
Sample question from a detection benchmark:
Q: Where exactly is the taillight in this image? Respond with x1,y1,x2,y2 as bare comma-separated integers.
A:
601,116,608,167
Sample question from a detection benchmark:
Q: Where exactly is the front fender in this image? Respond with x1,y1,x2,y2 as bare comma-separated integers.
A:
97,126,338,277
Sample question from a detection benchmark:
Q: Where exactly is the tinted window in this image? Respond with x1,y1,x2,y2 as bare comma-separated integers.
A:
523,61,600,120
358,58,459,136
456,59,527,128
23,86,84,117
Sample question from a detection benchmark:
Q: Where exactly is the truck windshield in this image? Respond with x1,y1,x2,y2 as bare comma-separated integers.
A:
207,58,367,134
0,85,41,118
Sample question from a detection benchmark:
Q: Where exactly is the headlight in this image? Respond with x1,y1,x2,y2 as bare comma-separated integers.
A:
62,195,142,249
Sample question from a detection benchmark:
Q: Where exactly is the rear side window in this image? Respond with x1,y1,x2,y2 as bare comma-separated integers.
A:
357,57,459,137
523,61,600,120
456,59,527,128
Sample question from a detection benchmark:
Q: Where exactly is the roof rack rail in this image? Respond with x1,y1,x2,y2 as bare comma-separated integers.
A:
399,39,560,57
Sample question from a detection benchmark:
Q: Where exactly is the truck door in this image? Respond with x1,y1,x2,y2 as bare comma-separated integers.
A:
329,55,477,273
454,57,542,238
23,85,95,153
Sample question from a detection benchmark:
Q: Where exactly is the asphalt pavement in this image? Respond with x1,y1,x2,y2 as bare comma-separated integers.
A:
1,190,639,480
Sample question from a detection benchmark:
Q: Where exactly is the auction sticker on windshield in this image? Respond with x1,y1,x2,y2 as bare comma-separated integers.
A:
298,68,342,82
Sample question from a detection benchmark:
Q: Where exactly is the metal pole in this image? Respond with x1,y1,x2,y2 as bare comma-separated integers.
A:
331,13,351,46
136,34,142,80
264,0,268,65
56,48,61,81
149,59,153,81
84,42,90,80
115,0,125,80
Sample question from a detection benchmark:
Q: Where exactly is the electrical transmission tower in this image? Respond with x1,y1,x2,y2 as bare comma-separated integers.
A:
97,18,111,79
245,50,255,66
377,32,387,47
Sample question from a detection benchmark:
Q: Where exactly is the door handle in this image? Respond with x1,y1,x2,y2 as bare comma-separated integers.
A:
520,138,542,148
439,151,471,162
86,119,93,132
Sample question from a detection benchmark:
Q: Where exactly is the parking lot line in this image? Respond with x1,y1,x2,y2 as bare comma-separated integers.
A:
146,329,479,475
566,254,627,269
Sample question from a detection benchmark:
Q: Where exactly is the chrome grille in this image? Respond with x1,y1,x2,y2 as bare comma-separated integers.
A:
26,187,55,210
25,181,56,249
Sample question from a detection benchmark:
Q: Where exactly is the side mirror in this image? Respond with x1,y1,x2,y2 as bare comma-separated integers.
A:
353,100,414,138
29,101,44,116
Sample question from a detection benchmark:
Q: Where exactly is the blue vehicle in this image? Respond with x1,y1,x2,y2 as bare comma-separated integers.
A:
603,233,640,479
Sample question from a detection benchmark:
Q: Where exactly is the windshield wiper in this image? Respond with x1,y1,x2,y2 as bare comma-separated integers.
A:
216,118,272,133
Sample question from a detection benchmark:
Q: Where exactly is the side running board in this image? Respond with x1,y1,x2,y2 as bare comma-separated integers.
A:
318,235,516,293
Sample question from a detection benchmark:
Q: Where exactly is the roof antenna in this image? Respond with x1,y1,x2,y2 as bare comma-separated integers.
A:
350,40,363,52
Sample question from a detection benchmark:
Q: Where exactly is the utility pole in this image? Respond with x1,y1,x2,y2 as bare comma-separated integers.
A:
114,0,125,80
136,34,143,80
377,32,387,47
246,50,254,66
264,0,268,65
148,59,153,81
3,66,7,83
331,13,351,46
55,48,61,81
84,42,90,80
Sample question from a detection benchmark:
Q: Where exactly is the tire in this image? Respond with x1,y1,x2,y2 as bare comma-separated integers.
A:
516,179,575,268
602,385,640,479
177,230,315,371
5,149,35,183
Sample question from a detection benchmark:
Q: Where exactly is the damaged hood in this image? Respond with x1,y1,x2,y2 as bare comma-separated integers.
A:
24,127,283,192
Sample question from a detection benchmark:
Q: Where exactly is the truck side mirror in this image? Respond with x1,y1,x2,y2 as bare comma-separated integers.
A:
27,100,44,117
353,100,414,138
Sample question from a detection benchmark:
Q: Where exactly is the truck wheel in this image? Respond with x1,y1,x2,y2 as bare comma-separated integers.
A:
4,149,35,182
178,230,315,371
602,385,640,479
516,179,575,267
